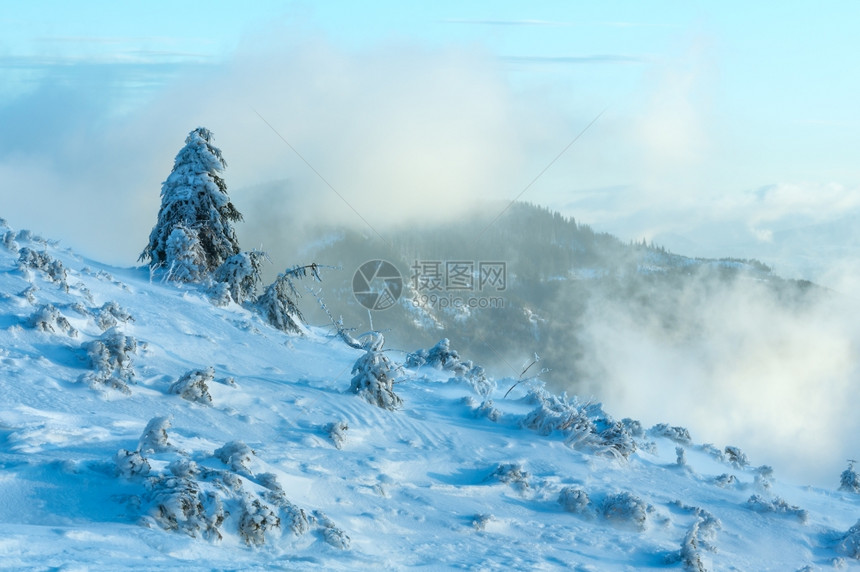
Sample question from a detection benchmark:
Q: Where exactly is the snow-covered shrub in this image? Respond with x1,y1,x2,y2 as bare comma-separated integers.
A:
521,390,594,436
839,520,860,559
678,518,714,571
18,247,68,289
169,367,214,405
138,416,174,454
713,474,737,488
558,486,592,515
164,225,208,283
701,443,725,462
407,339,495,397
256,264,320,334
621,418,644,438
140,127,242,274
755,466,774,491
115,449,151,478
666,504,721,571
150,475,226,540
349,348,403,410
676,447,688,468
745,494,808,523
95,301,134,331
601,491,654,531
2,230,18,253
520,389,637,459
449,363,494,398
313,510,351,549
27,304,77,337
474,399,502,422
81,327,138,393
724,446,749,469
472,514,495,531
406,338,460,369
212,250,266,304
239,498,280,546
214,441,256,474
839,461,860,493
597,420,638,459
116,420,345,547
649,423,692,444
326,421,349,450
257,473,311,535
19,285,38,304
490,462,530,492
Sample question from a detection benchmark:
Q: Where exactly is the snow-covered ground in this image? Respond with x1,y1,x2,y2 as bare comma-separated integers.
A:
1,220,859,570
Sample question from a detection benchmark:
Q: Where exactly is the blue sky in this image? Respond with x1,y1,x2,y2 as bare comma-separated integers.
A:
2,1,859,281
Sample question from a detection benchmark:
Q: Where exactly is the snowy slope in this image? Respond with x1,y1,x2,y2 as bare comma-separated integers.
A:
1,220,859,571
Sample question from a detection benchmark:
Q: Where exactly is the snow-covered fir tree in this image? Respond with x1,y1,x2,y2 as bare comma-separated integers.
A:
140,127,243,274
840,460,860,493
164,224,207,283
256,264,320,334
212,250,267,305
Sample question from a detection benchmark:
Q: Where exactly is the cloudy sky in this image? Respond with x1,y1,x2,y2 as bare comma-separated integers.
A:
2,1,859,282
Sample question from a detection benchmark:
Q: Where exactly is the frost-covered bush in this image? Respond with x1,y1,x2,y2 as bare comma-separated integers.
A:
214,441,256,474
212,250,266,304
745,494,808,523
839,520,860,559
28,304,77,336
490,462,530,492
649,423,692,444
449,364,494,398
724,446,749,469
2,230,18,253
256,265,320,334
474,399,501,422
701,443,725,462
520,389,636,459
406,339,494,397
19,285,38,304
314,510,351,549
601,491,654,530
18,247,68,289
406,338,460,369
140,127,242,274
326,421,349,450
839,461,860,493
755,466,774,491
164,225,208,283
95,301,134,331
115,449,151,477
472,513,496,531
666,503,721,571
678,518,715,571
138,416,174,454
349,348,403,410
150,475,226,540
257,473,311,535
621,418,644,438
115,422,348,548
169,368,214,405
676,447,688,468
713,474,737,488
558,486,592,515
521,390,594,436
239,498,280,546
80,327,138,393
